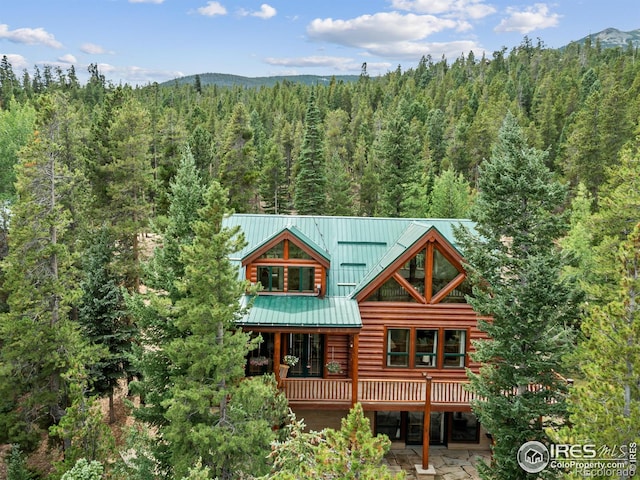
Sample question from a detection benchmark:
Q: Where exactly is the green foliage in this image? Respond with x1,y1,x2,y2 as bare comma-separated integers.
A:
427,167,474,218
0,93,98,448
0,99,36,201
265,403,403,480
59,458,104,480
6,444,35,480
456,113,580,480
559,224,640,473
78,226,131,417
147,182,287,479
294,91,326,215
49,382,115,478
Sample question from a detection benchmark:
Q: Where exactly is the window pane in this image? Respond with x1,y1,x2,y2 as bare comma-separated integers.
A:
366,277,418,302
443,330,466,368
450,412,479,443
387,329,410,367
259,241,284,259
416,329,437,368
258,266,284,291
288,267,315,292
288,242,312,260
432,248,460,296
441,278,472,304
398,249,426,296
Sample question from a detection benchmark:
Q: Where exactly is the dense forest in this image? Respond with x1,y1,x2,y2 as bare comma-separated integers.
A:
0,34,638,479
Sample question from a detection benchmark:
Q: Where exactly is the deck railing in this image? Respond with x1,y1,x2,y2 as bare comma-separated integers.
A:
281,378,477,406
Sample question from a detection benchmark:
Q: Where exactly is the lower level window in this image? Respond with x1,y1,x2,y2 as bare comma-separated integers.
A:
385,327,467,369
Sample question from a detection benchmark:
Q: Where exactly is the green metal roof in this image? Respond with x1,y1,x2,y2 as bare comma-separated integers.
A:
240,223,331,264
224,214,474,327
239,295,362,328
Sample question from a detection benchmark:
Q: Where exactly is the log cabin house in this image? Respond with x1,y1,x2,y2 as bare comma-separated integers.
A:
224,213,492,462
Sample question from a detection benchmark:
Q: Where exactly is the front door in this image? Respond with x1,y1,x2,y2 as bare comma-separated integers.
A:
286,333,324,377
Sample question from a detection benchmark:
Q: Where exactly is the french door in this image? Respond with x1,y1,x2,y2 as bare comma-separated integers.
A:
286,333,324,377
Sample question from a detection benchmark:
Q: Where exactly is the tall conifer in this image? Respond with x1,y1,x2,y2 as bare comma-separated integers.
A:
456,113,580,480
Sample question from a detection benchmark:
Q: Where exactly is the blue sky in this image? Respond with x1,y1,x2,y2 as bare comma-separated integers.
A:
1,0,637,85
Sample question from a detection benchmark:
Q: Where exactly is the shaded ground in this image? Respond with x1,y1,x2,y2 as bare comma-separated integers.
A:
384,445,491,480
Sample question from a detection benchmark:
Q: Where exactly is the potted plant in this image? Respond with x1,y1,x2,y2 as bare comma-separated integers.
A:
280,355,298,379
325,360,341,374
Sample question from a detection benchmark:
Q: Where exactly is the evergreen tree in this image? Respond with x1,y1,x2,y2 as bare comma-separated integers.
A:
0,94,96,449
559,224,640,477
325,152,355,216
456,113,580,480
377,103,419,217
427,168,473,218
146,145,206,300
259,140,290,214
294,90,326,215
266,403,402,480
77,226,130,423
0,99,36,201
159,182,287,479
218,102,258,212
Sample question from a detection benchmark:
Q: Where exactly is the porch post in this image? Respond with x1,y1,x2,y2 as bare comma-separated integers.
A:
350,333,359,407
274,332,282,384
422,375,432,470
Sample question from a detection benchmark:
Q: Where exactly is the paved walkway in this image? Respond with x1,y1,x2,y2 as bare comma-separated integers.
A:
384,445,491,479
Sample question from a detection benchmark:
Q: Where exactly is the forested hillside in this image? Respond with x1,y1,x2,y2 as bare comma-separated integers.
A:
0,34,639,478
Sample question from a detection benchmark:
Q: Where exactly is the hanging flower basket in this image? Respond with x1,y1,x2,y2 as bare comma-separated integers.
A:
325,361,342,374
249,356,269,367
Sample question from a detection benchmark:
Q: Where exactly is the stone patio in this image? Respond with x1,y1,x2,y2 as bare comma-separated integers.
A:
384,445,491,480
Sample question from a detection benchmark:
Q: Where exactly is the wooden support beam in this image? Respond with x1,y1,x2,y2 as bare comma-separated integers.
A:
351,333,359,407
422,374,433,470
274,332,282,385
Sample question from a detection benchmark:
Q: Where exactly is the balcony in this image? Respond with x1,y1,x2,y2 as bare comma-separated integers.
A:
281,378,476,411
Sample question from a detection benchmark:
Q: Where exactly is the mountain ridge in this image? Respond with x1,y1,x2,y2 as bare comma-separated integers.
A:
165,27,639,89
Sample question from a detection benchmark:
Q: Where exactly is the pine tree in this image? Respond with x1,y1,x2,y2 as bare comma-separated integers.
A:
77,226,131,424
294,90,326,215
456,113,580,480
559,224,640,474
377,102,420,217
259,140,290,214
218,102,258,212
427,168,473,218
326,152,355,216
0,99,36,201
158,182,287,479
0,94,96,449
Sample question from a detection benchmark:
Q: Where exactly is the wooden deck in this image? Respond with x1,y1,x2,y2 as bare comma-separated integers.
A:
281,378,476,411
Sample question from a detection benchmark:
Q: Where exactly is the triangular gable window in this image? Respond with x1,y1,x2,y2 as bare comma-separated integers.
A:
258,239,313,260
363,234,471,304
365,277,418,303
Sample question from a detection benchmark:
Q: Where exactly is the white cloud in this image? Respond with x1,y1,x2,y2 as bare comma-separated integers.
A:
495,3,561,34
0,53,28,70
253,4,277,19
307,12,458,46
95,63,183,85
264,55,357,70
81,43,114,55
197,1,227,17
239,4,276,19
58,53,77,64
0,24,62,48
129,0,164,3
264,56,392,75
391,0,496,19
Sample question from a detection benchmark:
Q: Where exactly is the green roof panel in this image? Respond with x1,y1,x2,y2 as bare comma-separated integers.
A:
239,295,362,328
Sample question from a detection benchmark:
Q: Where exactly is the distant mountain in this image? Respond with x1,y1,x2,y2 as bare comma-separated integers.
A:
568,27,640,49
162,72,360,88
